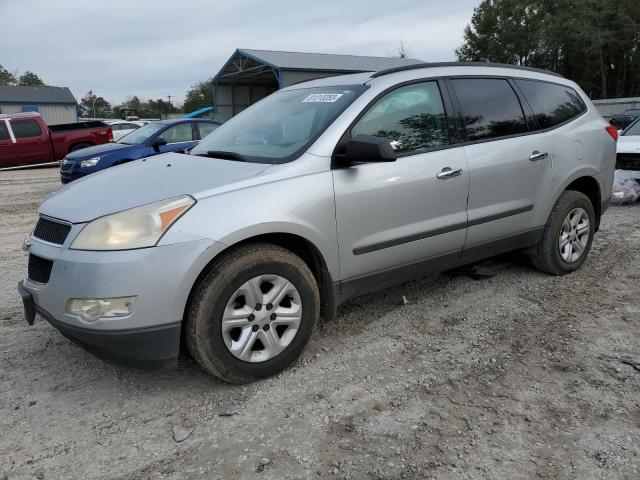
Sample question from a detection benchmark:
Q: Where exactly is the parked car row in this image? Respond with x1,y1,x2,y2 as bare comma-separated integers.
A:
60,118,221,182
0,113,112,170
19,63,616,384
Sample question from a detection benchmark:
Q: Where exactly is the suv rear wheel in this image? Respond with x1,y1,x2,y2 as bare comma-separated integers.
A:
531,190,595,275
185,243,320,383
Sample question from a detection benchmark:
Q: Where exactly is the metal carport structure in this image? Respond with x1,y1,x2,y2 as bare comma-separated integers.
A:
211,49,423,121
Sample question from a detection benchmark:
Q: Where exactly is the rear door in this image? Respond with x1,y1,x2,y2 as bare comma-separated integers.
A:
333,80,469,294
448,77,553,254
8,118,53,167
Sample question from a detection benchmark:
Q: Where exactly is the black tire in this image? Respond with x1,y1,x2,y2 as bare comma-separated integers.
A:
185,243,320,383
69,142,92,152
531,190,596,275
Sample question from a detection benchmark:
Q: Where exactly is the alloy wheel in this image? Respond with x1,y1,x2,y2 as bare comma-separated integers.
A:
221,274,302,363
558,207,590,263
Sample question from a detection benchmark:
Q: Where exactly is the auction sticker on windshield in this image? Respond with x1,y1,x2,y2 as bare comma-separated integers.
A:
302,93,344,103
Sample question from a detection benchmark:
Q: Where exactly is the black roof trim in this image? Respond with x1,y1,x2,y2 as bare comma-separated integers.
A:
371,61,562,79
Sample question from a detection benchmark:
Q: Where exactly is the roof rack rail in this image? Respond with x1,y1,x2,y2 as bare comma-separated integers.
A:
371,61,562,79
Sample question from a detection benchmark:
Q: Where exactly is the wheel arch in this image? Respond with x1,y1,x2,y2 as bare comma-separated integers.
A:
564,176,602,230
183,232,338,331
547,168,603,231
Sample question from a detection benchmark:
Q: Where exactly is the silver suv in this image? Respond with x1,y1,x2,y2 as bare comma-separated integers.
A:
18,63,617,383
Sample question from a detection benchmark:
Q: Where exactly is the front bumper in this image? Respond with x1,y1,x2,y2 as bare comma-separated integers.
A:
19,236,224,367
19,281,180,367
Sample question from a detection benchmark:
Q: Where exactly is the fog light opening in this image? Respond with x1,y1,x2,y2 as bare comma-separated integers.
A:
66,297,136,322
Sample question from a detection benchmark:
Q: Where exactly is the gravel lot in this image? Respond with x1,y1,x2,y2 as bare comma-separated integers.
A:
1,167,639,480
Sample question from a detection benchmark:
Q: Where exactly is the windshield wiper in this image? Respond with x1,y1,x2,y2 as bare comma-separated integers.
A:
196,150,247,161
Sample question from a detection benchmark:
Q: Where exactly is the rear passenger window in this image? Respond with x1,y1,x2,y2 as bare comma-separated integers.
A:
351,81,449,154
11,120,42,138
516,79,587,129
451,78,527,141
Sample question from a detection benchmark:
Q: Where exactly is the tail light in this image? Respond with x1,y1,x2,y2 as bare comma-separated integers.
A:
605,126,619,141
107,127,113,142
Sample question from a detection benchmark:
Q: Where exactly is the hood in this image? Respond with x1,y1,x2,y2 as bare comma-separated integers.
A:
66,141,138,160
40,153,270,223
617,135,640,154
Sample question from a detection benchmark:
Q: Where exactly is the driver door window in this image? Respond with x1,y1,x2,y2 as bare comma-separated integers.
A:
161,124,194,143
351,81,450,155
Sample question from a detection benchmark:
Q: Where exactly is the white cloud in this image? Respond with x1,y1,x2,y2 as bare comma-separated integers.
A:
2,0,478,105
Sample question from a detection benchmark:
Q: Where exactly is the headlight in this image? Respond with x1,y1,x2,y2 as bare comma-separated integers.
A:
80,157,101,168
61,157,69,165
70,195,195,250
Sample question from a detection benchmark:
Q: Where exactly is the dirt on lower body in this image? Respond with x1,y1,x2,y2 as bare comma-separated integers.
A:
1,168,639,480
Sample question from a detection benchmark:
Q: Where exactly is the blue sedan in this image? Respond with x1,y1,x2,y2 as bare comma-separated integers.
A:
60,118,221,183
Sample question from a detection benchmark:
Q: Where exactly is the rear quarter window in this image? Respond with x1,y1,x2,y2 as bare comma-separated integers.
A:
515,79,587,129
11,120,43,138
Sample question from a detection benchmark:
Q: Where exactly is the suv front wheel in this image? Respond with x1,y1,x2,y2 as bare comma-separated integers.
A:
185,243,320,383
531,190,596,275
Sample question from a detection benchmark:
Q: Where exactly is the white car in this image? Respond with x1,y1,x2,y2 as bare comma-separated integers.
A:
616,118,640,171
106,121,141,142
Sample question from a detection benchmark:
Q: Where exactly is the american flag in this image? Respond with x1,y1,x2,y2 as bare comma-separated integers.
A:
82,90,93,101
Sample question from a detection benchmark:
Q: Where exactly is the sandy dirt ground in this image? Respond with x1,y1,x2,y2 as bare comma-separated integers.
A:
0,167,639,480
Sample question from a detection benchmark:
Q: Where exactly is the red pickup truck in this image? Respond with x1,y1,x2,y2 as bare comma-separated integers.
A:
0,112,113,169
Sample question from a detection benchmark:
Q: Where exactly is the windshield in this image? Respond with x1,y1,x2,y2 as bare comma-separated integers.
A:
117,123,163,145
623,119,640,136
191,85,366,163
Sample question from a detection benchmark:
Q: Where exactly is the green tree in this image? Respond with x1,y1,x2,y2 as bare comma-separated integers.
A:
80,96,111,118
456,0,640,98
147,98,177,117
18,71,45,86
0,65,17,86
183,78,213,113
127,95,142,112
456,0,545,65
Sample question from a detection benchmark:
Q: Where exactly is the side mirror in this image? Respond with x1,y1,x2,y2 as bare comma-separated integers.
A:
344,134,396,164
151,137,167,152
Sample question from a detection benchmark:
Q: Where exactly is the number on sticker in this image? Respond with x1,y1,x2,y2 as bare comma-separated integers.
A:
302,93,344,103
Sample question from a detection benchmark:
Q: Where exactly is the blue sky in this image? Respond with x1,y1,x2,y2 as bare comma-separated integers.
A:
2,0,480,105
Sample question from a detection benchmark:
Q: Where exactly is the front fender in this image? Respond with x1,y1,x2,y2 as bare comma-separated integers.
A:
160,169,340,280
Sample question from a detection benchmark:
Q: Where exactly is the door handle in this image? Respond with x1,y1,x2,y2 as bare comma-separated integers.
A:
437,167,463,179
529,151,549,161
